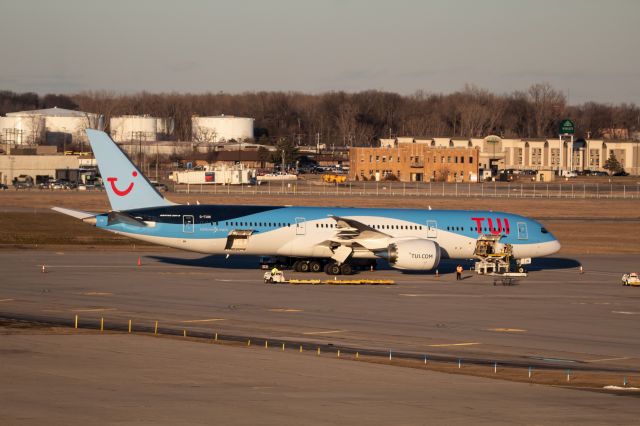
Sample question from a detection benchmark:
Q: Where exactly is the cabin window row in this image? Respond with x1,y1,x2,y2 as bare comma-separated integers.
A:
224,221,291,228
445,225,510,233
315,223,424,231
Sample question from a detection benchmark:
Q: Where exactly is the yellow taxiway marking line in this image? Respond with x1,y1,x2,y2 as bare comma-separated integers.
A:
428,342,480,347
81,292,113,296
72,308,118,313
486,328,527,333
269,308,303,313
0,298,14,302
303,330,345,335
585,356,630,363
179,318,226,323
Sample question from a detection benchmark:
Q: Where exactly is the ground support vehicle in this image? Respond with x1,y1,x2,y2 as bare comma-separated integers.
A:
264,270,287,283
622,273,640,286
473,234,528,276
322,174,347,184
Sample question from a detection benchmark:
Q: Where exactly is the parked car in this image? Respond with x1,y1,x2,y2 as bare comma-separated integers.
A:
13,175,34,189
47,179,75,190
151,181,168,192
613,171,629,176
0,183,8,190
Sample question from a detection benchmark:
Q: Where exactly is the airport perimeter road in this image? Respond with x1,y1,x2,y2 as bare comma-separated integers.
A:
2,332,639,426
1,250,640,372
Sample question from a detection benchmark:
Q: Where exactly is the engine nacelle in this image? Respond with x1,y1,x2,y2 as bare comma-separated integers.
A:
385,238,441,271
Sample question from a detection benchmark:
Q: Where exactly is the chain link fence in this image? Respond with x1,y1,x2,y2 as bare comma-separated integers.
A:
174,180,640,199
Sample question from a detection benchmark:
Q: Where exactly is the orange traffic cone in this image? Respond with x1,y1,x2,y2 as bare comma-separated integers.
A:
41,265,46,273
435,269,439,278
137,257,141,267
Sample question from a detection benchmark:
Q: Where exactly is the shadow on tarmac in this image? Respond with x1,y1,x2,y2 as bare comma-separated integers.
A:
526,257,581,271
148,255,581,274
149,254,259,269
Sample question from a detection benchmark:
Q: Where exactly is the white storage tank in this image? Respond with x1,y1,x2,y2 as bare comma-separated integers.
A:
110,115,168,142
0,115,46,145
192,115,254,143
6,107,102,144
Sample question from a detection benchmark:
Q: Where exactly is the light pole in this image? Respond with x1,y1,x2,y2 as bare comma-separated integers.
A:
635,137,639,177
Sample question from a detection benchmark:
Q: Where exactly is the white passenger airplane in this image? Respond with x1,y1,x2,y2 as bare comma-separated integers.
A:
53,130,560,275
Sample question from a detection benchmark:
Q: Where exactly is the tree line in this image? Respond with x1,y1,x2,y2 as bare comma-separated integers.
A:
1,84,639,146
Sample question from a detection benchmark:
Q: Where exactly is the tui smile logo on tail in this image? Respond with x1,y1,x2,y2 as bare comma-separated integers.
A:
107,171,137,196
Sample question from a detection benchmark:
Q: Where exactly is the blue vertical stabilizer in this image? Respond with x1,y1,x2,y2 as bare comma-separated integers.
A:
86,129,172,211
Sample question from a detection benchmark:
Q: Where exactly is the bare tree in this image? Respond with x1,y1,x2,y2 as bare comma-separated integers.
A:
528,83,566,137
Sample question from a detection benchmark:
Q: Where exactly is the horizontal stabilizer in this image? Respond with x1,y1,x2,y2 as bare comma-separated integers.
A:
51,207,97,220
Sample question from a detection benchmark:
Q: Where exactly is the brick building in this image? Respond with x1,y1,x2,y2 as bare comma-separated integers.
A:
349,145,479,182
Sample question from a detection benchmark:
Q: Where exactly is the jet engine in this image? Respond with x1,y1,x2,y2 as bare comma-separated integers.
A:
383,238,441,271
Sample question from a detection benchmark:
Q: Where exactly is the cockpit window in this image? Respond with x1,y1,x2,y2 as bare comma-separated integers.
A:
541,227,549,234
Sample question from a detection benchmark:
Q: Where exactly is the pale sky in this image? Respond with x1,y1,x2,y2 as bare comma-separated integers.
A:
1,0,639,104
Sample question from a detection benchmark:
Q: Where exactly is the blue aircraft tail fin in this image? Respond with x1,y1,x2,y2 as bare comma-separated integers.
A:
86,129,172,211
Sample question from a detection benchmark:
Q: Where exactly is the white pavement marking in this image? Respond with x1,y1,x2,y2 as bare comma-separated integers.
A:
0,298,15,302
586,357,630,363
486,328,527,333
303,330,346,335
612,311,640,315
428,342,480,347
179,318,226,323
36,265,137,269
269,308,303,313
81,292,113,296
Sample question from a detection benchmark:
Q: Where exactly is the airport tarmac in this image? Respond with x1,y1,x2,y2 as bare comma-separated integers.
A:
1,249,639,374
2,331,640,426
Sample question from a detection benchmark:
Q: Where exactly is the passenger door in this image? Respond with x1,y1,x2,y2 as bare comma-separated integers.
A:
295,217,306,235
517,222,528,240
183,215,195,233
426,220,438,239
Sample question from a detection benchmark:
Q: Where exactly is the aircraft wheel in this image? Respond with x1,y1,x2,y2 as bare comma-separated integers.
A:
326,263,341,275
299,261,310,273
340,263,353,275
293,261,303,272
518,267,525,273
309,260,323,273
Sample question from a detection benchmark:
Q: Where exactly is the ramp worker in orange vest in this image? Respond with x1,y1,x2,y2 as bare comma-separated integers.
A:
456,264,463,280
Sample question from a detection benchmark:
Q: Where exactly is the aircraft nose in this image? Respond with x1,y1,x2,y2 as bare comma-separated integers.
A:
545,239,561,255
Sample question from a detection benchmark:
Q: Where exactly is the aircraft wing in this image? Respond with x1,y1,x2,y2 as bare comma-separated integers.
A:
330,216,389,241
320,216,391,261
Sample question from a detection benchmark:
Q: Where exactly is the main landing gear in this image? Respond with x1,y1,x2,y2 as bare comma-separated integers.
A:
291,259,375,276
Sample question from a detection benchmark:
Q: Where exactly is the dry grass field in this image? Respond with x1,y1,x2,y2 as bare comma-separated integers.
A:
1,190,639,253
